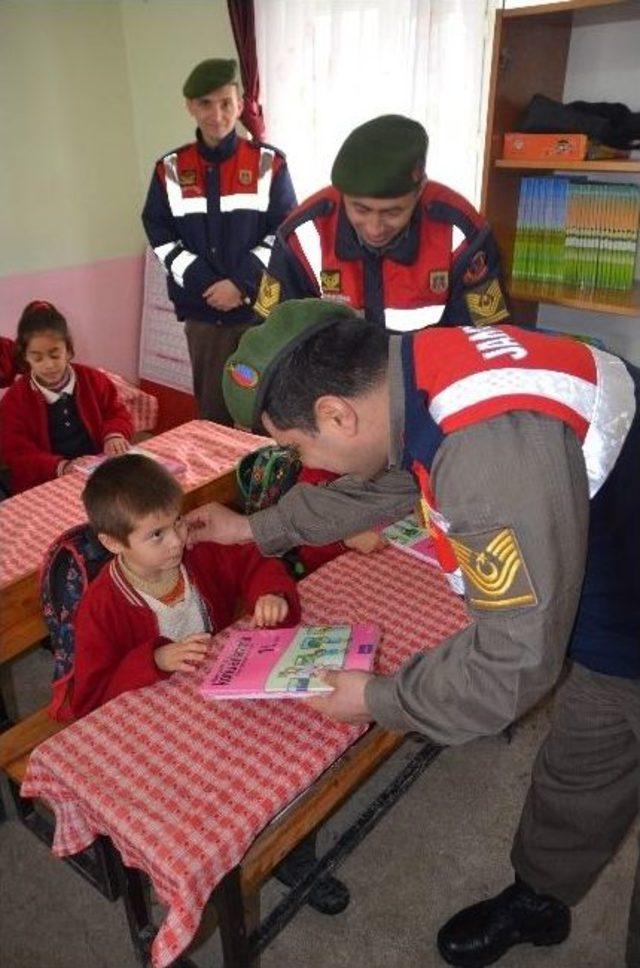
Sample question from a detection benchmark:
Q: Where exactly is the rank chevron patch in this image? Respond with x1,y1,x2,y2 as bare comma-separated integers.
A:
464,278,509,326
449,527,537,609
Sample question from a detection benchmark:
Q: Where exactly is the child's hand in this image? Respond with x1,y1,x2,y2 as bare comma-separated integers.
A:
252,594,289,628
104,435,130,456
154,633,210,673
343,530,387,555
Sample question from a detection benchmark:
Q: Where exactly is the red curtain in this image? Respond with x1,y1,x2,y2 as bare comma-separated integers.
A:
227,0,265,141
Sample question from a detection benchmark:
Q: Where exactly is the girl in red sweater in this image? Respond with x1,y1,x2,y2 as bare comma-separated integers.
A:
0,301,133,493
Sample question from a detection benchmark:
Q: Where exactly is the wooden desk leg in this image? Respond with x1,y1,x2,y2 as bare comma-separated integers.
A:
244,891,261,968
212,867,251,968
112,852,156,968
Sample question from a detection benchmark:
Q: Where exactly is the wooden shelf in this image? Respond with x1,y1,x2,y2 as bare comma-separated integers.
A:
502,0,629,20
496,159,640,173
509,279,640,316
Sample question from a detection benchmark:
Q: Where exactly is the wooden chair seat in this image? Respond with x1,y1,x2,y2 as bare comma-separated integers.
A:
0,705,64,773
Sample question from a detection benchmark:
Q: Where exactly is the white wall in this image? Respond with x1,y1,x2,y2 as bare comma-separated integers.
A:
536,3,640,364
120,0,237,205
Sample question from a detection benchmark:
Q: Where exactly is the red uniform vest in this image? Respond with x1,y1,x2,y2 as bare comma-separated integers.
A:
282,183,490,331
403,325,636,593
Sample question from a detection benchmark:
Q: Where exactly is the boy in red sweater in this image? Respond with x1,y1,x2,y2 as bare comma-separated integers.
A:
73,453,349,915
72,453,300,719
0,301,133,493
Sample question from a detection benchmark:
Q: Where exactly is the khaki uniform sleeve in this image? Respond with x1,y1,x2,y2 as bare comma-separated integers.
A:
365,412,590,746
249,469,417,555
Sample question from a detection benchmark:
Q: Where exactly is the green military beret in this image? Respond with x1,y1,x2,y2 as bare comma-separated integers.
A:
331,114,428,197
182,59,237,99
223,299,359,430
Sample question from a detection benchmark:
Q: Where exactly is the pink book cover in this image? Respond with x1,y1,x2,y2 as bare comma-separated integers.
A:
201,623,380,700
381,514,439,566
75,447,186,478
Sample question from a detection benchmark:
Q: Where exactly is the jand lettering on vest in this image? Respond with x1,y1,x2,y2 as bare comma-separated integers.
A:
463,326,527,361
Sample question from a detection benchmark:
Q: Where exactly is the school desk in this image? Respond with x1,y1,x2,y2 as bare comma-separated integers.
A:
21,547,469,968
0,420,268,666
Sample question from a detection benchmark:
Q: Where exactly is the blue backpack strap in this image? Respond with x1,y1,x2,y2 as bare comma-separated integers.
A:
41,524,112,722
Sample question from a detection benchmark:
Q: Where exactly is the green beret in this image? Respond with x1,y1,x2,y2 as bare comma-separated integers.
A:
182,59,237,99
223,299,359,430
331,115,428,197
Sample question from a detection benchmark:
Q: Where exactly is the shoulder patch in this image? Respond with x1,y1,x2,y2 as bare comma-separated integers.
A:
449,527,537,610
255,273,281,318
320,269,342,293
464,278,509,326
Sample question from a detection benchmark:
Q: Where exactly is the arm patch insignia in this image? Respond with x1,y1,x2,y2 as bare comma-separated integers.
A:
254,273,281,318
449,527,537,609
464,278,509,327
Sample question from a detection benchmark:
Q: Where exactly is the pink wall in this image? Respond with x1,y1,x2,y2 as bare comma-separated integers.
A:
0,254,145,381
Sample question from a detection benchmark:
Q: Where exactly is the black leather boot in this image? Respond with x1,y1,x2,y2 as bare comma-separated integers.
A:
437,879,571,967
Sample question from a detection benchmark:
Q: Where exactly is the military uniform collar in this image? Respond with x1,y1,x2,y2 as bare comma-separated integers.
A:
335,200,421,265
196,127,238,163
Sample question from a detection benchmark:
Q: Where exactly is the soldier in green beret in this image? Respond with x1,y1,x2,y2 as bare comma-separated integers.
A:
142,58,297,424
253,114,508,332
188,296,640,968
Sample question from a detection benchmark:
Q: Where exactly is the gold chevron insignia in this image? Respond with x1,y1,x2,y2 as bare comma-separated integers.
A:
254,273,281,318
449,527,537,609
320,269,341,293
464,278,509,326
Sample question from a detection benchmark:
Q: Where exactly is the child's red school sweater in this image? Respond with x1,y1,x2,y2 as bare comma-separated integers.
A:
0,364,133,493
71,540,301,719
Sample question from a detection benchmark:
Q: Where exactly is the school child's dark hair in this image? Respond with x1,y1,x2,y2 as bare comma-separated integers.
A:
82,453,183,544
15,301,74,365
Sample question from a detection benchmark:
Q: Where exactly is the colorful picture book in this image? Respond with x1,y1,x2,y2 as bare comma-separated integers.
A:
381,514,439,566
200,623,380,700
512,176,640,291
75,447,186,477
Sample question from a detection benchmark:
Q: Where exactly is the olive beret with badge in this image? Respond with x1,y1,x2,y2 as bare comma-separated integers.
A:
331,114,428,197
182,58,238,99
223,299,359,430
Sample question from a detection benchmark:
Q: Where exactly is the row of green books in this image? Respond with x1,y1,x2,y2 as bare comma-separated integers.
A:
512,177,640,291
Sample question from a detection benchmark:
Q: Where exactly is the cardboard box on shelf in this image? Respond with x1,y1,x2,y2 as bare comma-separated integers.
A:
503,132,588,162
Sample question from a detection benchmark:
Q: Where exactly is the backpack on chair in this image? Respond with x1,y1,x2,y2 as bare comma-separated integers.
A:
236,445,302,513
236,445,308,578
41,524,113,723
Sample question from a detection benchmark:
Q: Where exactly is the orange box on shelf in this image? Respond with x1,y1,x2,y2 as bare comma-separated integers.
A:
502,132,588,162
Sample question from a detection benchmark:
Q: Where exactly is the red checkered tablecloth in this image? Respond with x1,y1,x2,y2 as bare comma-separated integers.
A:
99,369,159,434
21,548,469,968
0,421,268,587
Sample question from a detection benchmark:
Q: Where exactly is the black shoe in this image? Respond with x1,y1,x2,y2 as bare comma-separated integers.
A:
437,880,571,967
274,847,350,916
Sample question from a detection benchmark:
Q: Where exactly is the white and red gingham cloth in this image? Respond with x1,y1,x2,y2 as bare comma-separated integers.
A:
21,548,469,968
0,421,268,587
99,369,159,434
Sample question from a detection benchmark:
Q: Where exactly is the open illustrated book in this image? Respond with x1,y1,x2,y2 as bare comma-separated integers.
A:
75,447,186,477
201,624,380,700
381,514,439,566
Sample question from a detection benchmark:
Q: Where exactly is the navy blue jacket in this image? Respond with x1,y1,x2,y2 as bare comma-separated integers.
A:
142,129,297,325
